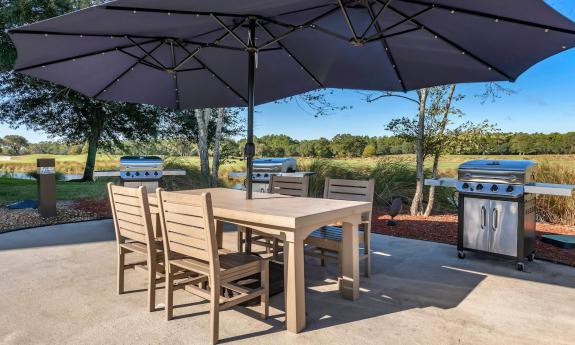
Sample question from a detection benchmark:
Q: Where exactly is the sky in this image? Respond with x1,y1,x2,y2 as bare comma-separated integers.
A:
1,0,574,143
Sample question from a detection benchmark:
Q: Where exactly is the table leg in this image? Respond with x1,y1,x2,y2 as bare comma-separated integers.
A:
215,220,224,249
245,228,253,255
284,238,306,333
341,220,360,300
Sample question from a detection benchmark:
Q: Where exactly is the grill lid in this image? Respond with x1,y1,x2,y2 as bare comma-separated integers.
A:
120,156,163,171
458,160,537,185
458,160,537,172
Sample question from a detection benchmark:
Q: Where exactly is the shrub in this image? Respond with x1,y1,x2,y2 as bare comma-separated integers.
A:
535,161,575,225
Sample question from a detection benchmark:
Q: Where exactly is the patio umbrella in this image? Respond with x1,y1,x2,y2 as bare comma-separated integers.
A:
8,0,575,199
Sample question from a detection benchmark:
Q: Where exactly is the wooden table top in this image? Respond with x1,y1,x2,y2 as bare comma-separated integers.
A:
148,188,371,230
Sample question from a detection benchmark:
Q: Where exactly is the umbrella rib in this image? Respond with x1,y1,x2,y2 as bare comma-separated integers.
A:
93,42,164,98
394,0,575,35
360,0,392,39
378,5,432,35
367,2,407,91
14,38,160,73
176,40,247,104
366,26,422,42
8,29,165,41
257,23,323,87
388,5,514,81
210,15,248,49
127,37,168,70
117,49,167,71
337,0,359,41
170,42,181,110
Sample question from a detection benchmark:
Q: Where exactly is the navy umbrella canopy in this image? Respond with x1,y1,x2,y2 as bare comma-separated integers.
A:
8,0,575,198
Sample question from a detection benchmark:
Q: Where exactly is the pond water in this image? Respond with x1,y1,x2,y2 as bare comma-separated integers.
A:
0,172,83,181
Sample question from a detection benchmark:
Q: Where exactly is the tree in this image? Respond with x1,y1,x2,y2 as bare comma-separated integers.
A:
362,144,376,157
330,134,368,158
162,108,242,186
1,135,29,155
0,73,166,180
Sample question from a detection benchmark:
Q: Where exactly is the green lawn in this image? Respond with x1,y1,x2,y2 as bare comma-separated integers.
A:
0,177,113,206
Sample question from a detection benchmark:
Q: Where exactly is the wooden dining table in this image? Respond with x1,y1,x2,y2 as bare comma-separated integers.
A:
147,188,371,333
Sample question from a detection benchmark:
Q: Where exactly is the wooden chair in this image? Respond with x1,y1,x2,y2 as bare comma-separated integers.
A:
107,182,162,312
305,178,375,277
237,175,309,260
157,189,269,344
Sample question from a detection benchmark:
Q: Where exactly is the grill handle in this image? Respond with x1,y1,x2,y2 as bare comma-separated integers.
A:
463,173,518,183
492,208,498,231
481,206,486,229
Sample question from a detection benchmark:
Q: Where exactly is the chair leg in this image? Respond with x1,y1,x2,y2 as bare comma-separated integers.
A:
337,244,343,290
237,229,243,253
272,239,279,261
210,281,220,344
261,260,269,319
265,238,271,254
320,249,325,267
117,247,125,295
364,228,371,277
148,256,157,312
165,266,174,320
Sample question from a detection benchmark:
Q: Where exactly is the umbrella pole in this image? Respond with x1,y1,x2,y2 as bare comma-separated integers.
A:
245,18,256,200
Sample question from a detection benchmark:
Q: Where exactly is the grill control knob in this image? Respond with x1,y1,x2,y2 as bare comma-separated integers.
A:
506,185,514,193
462,183,470,189
125,172,131,177
135,172,140,176
476,184,484,191
145,172,150,176
154,171,159,176
490,185,499,192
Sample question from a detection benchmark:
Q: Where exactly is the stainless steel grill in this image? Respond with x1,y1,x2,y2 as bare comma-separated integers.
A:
228,157,314,193
120,156,164,181
94,156,185,190
252,158,297,182
427,159,574,271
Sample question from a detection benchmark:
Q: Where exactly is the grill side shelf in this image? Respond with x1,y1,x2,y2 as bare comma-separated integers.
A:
524,183,575,197
424,178,457,187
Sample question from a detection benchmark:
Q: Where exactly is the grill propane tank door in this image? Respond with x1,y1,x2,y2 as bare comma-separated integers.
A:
489,200,518,257
463,198,490,252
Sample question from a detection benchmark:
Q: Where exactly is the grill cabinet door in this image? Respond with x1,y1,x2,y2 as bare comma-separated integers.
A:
463,197,490,252
489,200,518,257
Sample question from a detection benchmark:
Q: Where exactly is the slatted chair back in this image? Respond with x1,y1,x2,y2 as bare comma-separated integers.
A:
324,178,375,203
156,190,218,271
269,175,309,197
108,183,155,248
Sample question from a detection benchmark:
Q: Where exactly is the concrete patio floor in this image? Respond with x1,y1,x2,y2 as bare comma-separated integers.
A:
0,220,574,345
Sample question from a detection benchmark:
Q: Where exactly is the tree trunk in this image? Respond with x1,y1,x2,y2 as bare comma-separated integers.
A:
211,108,225,187
410,88,429,216
424,84,457,217
195,108,211,186
424,152,441,217
81,116,104,182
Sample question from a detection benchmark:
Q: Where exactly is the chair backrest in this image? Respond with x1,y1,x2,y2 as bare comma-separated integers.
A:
269,175,309,197
324,178,375,203
156,189,218,269
107,183,155,248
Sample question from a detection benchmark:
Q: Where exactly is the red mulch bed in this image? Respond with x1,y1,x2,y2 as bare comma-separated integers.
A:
71,199,112,218
373,212,575,267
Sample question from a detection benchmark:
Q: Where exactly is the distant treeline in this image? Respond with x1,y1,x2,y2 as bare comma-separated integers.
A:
3,132,575,157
